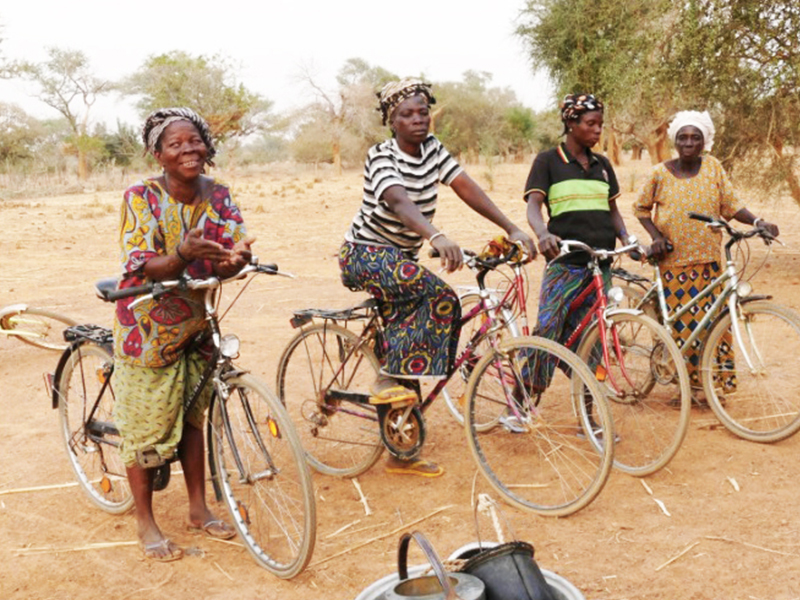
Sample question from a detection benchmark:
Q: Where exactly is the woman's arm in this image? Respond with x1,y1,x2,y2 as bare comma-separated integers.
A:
732,208,779,237
143,228,236,281
525,191,560,261
450,172,536,258
608,199,632,243
382,185,464,272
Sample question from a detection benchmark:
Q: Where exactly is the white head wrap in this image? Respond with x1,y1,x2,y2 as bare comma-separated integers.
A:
667,110,715,152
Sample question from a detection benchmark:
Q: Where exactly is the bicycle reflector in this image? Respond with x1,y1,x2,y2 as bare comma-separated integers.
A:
267,416,281,438
220,334,241,358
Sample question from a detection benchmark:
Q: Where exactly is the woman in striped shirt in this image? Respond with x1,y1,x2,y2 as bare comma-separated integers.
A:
340,79,535,477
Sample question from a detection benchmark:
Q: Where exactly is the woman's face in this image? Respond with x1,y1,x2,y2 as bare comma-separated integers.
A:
153,120,208,181
568,110,604,149
675,125,704,160
390,95,431,148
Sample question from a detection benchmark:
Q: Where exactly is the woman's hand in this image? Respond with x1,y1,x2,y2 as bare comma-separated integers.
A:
507,227,537,262
180,228,233,263
537,231,562,262
431,234,463,273
649,236,672,260
214,237,256,276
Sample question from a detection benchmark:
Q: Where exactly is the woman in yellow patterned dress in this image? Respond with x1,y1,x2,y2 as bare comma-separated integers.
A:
114,108,253,561
633,110,779,404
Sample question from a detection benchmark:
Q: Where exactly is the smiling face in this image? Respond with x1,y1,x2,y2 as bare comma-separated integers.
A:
153,120,208,182
568,110,604,149
675,125,704,161
390,94,431,154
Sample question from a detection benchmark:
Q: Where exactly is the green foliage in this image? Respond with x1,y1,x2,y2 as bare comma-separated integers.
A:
0,102,44,162
123,51,274,143
100,121,144,167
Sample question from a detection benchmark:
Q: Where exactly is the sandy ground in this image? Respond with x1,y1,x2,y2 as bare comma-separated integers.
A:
2,159,800,600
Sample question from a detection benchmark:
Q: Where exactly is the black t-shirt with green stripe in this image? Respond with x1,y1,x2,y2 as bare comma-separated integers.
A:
524,144,620,265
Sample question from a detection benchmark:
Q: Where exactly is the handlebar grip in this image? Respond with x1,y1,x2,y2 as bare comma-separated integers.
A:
257,263,279,274
688,211,714,223
629,248,643,262
428,249,440,259
103,283,155,302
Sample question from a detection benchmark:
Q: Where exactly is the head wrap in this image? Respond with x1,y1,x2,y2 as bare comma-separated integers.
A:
142,107,216,165
667,110,715,152
377,79,436,126
560,93,604,132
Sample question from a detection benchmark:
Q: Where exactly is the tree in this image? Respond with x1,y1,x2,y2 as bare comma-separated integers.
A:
516,0,680,165
123,51,273,143
292,58,397,173
0,103,44,164
17,48,109,180
673,0,800,204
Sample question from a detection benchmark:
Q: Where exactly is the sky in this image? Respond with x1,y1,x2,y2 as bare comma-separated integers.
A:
0,0,554,130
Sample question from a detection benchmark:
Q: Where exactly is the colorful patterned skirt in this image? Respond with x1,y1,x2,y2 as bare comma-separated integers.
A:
114,348,212,468
662,261,735,392
339,242,461,379
527,262,609,388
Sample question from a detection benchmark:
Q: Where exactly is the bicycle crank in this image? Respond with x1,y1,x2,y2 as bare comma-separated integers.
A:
377,404,426,460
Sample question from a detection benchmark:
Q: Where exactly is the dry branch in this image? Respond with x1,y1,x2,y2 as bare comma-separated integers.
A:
16,540,138,556
308,504,455,568
705,536,798,557
0,482,78,496
655,541,700,572
352,478,372,516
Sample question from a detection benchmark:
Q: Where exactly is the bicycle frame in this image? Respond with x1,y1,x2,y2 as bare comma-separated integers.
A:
631,231,762,373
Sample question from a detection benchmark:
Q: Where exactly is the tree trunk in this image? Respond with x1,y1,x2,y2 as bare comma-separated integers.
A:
332,138,342,176
631,144,644,161
77,149,89,181
643,123,672,165
606,129,621,166
771,138,800,206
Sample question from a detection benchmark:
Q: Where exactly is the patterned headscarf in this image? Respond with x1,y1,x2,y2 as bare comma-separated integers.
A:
560,93,604,133
142,107,217,165
377,78,436,126
667,110,715,152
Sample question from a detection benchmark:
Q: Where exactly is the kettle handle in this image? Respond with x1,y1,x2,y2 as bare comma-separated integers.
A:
397,531,456,600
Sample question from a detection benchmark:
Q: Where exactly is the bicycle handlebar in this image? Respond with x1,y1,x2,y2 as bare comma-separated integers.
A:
688,212,781,245
99,259,288,304
557,236,645,263
429,240,530,272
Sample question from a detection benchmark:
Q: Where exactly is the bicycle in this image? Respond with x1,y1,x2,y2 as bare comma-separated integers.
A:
550,237,692,477
613,212,800,443
277,239,614,517
1,304,78,351
47,259,316,578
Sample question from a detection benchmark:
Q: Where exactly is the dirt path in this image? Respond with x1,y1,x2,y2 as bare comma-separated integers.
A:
2,160,800,600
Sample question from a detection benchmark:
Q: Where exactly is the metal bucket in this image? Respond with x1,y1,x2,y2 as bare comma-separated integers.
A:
381,532,485,600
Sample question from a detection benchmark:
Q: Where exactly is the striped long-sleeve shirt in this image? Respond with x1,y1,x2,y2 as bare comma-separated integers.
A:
344,135,462,258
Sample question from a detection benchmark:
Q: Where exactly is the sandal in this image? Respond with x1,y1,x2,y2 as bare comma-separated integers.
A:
385,459,444,478
187,519,237,540
140,538,184,562
369,385,417,405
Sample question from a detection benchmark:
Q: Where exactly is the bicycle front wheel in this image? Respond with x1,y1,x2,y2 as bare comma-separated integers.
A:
702,300,800,442
577,312,691,476
465,336,614,517
55,341,133,513
211,374,316,578
276,322,383,477
1,306,77,351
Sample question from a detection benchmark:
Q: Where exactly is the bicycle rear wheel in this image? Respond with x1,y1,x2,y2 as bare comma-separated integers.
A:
465,336,614,517
276,322,383,477
1,306,77,351
211,374,315,578
55,341,133,513
702,300,800,442
577,312,691,476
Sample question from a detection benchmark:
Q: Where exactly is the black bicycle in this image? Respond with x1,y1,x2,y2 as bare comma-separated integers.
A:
47,259,316,578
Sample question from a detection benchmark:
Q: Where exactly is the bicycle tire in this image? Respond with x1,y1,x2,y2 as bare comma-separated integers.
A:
1,306,78,351
701,300,800,443
464,336,614,517
55,341,133,514
210,374,316,578
276,322,383,477
442,293,520,429
577,312,691,476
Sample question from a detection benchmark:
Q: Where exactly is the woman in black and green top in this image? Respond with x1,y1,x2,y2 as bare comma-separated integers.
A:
524,94,632,364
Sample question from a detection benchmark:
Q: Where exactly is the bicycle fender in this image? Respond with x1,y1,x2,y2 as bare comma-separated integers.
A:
0,303,29,319
604,307,644,318
698,295,772,359
50,342,79,410
220,367,250,382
